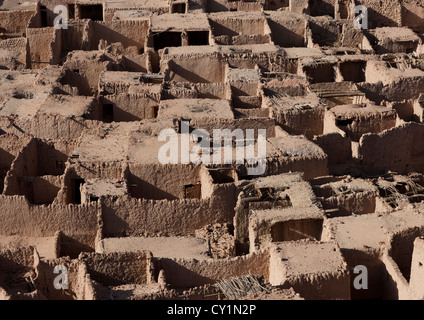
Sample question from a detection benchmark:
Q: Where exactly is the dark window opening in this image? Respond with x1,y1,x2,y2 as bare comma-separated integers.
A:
73,69,80,74
340,61,366,83
171,3,186,13
304,64,335,84
73,179,85,204
153,32,182,51
40,5,48,27
151,106,159,118
185,184,201,199
336,118,354,127
103,104,114,123
80,4,103,21
187,31,209,46
68,4,75,19
339,0,349,19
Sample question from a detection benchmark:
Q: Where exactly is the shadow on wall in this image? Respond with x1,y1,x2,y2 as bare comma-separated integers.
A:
367,7,399,29
402,7,424,33
390,228,424,282
209,19,238,38
309,0,335,18
341,249,396,300
154,258,217,289
128,175,178,201
166,60,213,83
59,234,95,259
207,0,230,12
60,69,91,96
310,21,340,47
267,20,306,47
91,22,145,51
101,201,130,237
31,178,60,205
271,219,323,242
97,99,143,123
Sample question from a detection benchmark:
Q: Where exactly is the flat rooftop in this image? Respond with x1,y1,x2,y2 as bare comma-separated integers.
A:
151,13,210,32
271,241,346,276
374,27,422,43
0,0,37,11
99,236,210,260
157,99,234,122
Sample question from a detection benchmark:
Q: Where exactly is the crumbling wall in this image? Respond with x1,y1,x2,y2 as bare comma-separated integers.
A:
27,27,56,69
267,14,307,47
390,227,424,282
0,134,31,193
323,190,377,216
359,77,424,104
0,10,35,35
61,21,88,54
3,138,38,197
4,115,95,140
409,237,424,299
401,1,424,33
91,20,149,51
207,0,262,12
128,164,202,200
381,252,410,300
62,51,114,95
100,93,160,121
273,105,325,139
154,249,269,288
354,0,401,28
359,122,424,175
50,28,62,65
101,192,236,237
0,196,100,256
164,55,226,83
313,133,352,165
3,138,71,201
309,18,342,47
0,245,38,298
79,251,153,286
34,257,83,300
265,153,329,180
0,38,29,69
